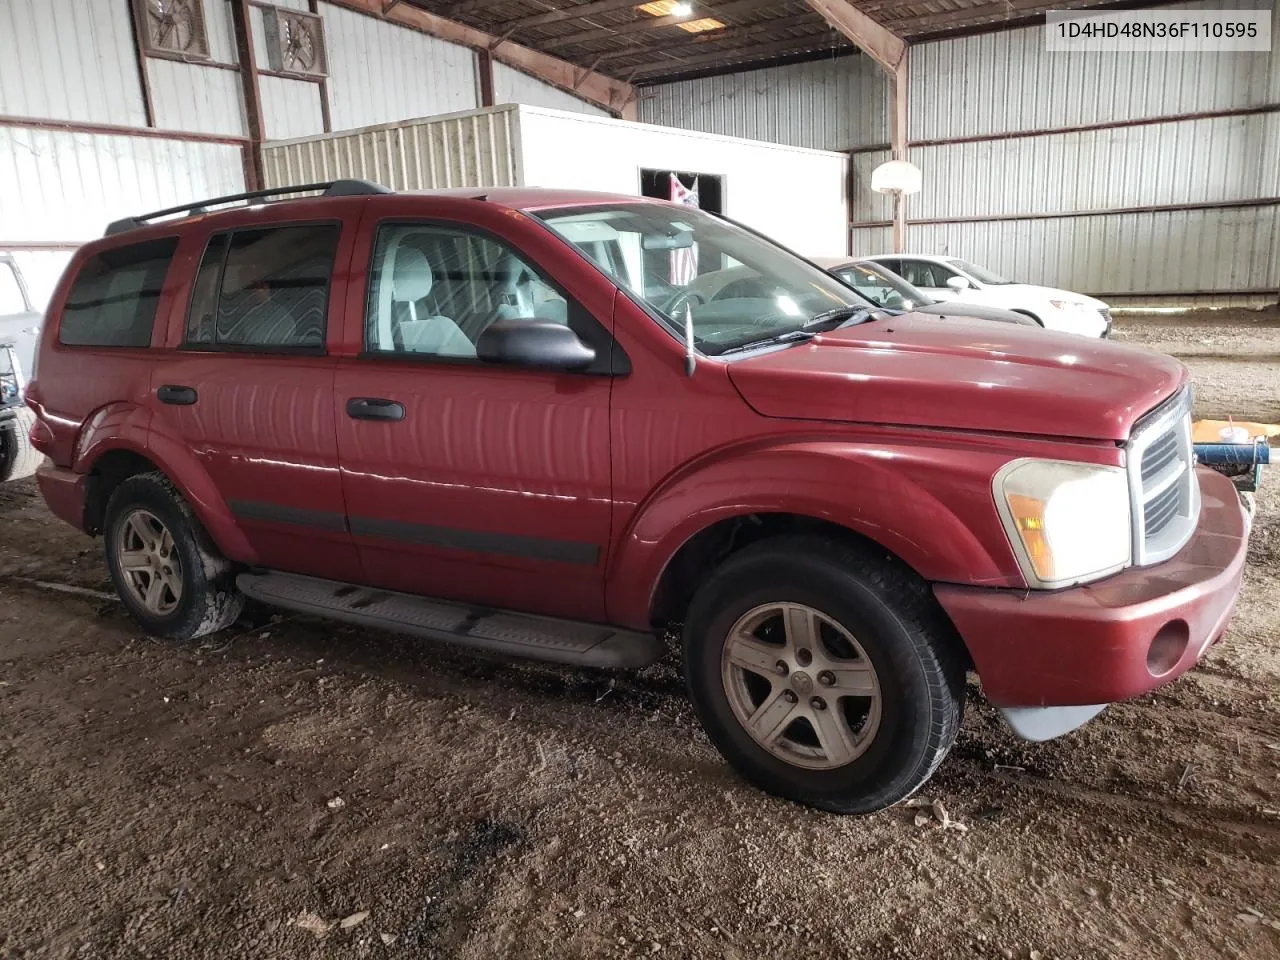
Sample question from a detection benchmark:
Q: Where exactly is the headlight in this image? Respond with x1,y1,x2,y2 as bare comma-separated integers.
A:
1048,299,1088,312
993,459,1131,588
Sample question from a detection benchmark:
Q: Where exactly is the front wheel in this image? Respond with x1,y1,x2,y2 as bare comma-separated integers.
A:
683,535,965,814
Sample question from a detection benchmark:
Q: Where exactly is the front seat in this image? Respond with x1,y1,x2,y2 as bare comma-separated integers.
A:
391,247,475,358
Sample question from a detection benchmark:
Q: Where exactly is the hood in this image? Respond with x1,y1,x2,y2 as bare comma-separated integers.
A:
726,312,1185,442
1001,283,1108,309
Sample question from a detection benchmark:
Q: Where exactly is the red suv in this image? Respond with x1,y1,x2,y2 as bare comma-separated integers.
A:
26,181,1248,814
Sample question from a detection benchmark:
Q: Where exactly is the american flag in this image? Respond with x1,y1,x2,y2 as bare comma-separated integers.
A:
669,173,699,286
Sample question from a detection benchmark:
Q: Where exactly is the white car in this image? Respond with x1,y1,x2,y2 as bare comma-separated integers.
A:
862,255,1111,338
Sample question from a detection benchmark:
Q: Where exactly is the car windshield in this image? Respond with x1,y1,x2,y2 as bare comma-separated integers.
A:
836,262,933,310
536,203,873,354
947,258,1011,285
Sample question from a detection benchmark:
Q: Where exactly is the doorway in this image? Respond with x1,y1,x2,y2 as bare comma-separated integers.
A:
639,169,724,214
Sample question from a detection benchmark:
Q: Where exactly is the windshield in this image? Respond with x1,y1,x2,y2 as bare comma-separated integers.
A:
536,203,872,354
947,258,1011,285
835,262,932,310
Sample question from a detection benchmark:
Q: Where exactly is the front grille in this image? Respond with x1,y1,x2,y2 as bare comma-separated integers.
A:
1128,388,1199,565
1144,482,1181,536
1141,430,1179,485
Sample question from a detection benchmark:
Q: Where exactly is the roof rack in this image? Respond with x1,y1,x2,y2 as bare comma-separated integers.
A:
103,179,393,236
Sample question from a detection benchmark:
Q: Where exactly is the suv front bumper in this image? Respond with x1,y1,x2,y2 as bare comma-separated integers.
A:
934,467,1246,728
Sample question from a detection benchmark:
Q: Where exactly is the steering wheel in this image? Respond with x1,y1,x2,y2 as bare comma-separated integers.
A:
662,288,707,318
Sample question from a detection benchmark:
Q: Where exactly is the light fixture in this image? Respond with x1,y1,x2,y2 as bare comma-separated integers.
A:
677,16,723,31
870,160,922,196
636,0,725,31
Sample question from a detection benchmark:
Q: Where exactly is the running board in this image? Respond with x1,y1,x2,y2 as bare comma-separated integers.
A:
236,571,662,669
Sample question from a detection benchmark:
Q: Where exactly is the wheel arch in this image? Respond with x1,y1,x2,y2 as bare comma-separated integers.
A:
650,512,907,624
606,440,1019,632
79,433,257,565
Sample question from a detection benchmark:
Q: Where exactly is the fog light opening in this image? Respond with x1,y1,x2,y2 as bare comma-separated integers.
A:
1147,620,1190,677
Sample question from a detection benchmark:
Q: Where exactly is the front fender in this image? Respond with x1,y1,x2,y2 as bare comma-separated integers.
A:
76,403,258,564
605,438,1025,629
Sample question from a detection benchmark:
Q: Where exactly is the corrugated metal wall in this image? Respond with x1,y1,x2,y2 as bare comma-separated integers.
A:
639,54,887,151
252,1,325,140
263,107,521,190
148,60,247,137
901,0,1279,298
910,2,1278,139
493,62,608,116
639,0,1280,302
0,127,245,241
0,0,249,306
0,0,147,126
318,1,478,130
0,127,245,306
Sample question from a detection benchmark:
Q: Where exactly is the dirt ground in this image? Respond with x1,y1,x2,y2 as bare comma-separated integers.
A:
2,313,1279,960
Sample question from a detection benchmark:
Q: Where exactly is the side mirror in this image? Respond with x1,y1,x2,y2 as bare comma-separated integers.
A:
476,318,596,371
946,276,972,291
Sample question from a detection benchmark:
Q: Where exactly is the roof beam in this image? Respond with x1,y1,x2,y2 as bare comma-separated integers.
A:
439,0,499,16
890,0,1068,33
496,0,649,33
599,24,839,64
801,0,904,71
324,0,635,115
539,0,777,50
628,32,848,77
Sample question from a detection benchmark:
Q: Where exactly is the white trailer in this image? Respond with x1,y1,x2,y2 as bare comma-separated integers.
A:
261,104,849,257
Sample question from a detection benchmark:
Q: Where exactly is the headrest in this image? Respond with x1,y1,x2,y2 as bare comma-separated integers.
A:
497,255,533,289
391,247,433,302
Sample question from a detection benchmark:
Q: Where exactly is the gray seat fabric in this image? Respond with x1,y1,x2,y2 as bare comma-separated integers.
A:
389,247,474,358
490,256,569,326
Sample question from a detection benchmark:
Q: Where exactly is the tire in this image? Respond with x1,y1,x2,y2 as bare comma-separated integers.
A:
1011,310,1044,328
0,407,42,483
683,534,965,814
103,472,244,640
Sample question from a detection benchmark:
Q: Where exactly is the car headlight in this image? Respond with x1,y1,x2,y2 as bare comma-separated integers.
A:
1048,299,1089,312
993,459,1131,588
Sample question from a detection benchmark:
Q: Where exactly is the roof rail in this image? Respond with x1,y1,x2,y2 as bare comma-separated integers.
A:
103,179,393,236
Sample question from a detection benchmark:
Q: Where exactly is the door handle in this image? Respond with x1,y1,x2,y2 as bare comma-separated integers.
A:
157,384,197,405
346,397,405,421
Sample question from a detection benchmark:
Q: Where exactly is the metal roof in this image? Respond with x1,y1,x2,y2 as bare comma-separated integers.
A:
401,0,1137,83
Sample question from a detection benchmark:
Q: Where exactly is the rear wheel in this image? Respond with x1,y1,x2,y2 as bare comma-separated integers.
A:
683,535,965,814
104,472,243,639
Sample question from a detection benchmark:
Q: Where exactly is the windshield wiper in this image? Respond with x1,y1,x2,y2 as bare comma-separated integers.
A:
717,329,815,355
803,305,874,331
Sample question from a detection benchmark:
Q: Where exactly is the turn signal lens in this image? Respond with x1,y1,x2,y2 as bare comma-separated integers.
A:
1006,493,1054,580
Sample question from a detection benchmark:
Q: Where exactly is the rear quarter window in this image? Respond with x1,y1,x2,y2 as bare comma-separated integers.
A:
59,238,178,347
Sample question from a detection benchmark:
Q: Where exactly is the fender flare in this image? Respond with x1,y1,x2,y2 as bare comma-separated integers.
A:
76,404,258,564
605,438,1021,629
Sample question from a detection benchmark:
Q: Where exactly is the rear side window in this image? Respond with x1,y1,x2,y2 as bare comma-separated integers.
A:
59,238,178,347
186,224,339,351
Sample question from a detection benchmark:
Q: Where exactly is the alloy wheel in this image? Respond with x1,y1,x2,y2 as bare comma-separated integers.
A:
115,508,183,617
721,602,882,770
